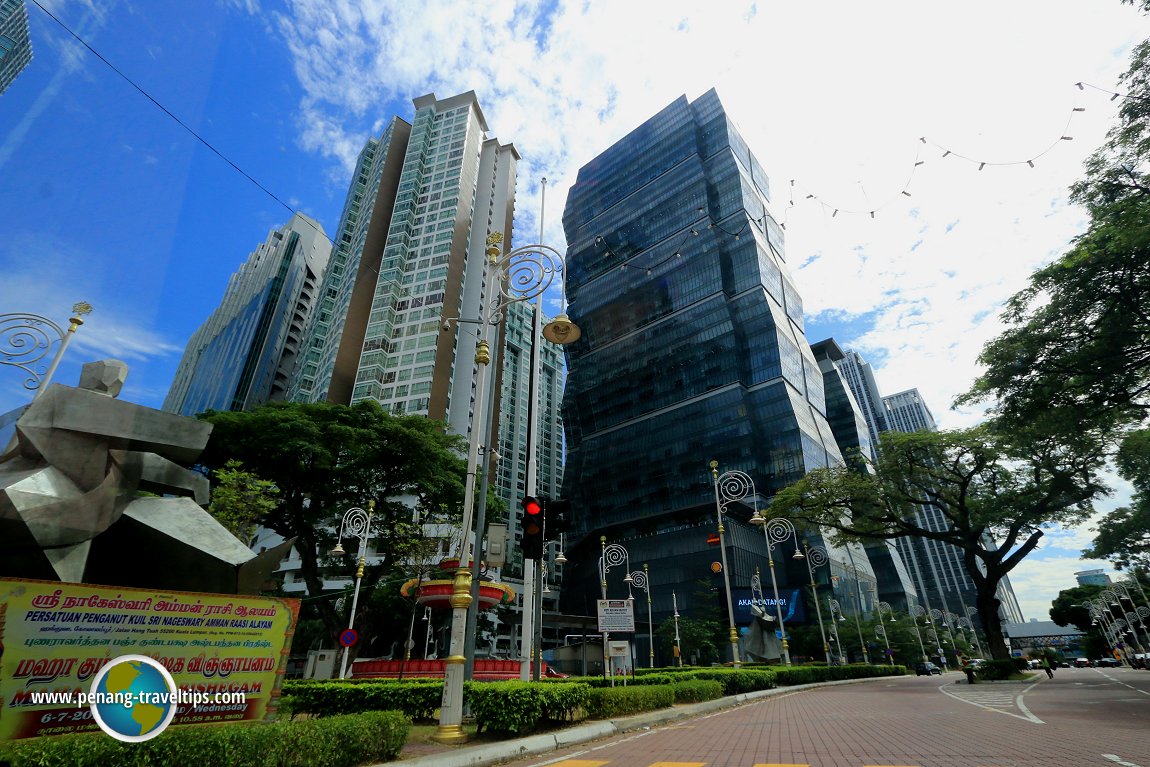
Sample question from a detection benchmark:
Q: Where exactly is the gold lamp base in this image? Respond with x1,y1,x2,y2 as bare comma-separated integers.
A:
431,724,469,744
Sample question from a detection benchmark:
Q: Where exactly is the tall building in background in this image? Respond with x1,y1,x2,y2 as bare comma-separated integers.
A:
557,90,879,656
835,349,887,459
495,300,565,581
288,91,520,449
0,1,32,96
1075,569,1112,587
875,385,1024,627
164,213,330,416
811,339,918,613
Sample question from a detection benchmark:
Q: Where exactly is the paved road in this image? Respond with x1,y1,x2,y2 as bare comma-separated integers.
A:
495,667,1150,767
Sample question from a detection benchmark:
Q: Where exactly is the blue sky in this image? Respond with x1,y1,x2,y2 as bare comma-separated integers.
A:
3,0,1149,619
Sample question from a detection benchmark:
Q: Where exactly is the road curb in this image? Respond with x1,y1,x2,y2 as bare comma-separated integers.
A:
387,675,900,767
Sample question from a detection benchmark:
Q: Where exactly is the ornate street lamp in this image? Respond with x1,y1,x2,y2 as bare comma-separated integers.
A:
600,537,633,684
930,608,959,669
0,302,93,398
963,605,985,658
709,462,749,667
875,601,894,665
749,513,801,666
909,605,930,663
330,501,376,679
828,598,847,663
803,542,832,665
672,590,684,667
629,564,655,668
839,560,869,664
434,233,575,743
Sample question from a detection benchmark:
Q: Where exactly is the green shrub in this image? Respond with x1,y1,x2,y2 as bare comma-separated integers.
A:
585,684,674,718
467,681,545,735
538,682,592,723
0,710,409,767
682,668,777,694
979,659,1019,680
670,679,724,703
284,680,443,721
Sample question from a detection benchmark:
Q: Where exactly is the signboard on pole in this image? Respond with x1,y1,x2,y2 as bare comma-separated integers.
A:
608,641,629,658
596,599,635,632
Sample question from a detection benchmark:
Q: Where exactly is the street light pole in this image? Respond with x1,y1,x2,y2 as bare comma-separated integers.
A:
600,537,633,685
909,604,930,663
803,542,832,665
0,302,93,399
710,462,749,667
840,560,869,664
750,515,800,666
875,600,894,665
330,501,376,680
629,564,655,668
672,590,683,667
828,598,846,663
434,233,574,744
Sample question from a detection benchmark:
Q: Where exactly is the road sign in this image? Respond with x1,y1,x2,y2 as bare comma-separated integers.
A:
339,629,358,647
597,599,636,632
608,640,629,657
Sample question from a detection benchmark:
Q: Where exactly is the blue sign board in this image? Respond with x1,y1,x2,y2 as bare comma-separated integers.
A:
732,587,806,625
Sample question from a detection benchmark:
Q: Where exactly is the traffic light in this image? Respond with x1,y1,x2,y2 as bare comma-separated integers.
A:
544,499,570,540
520,496,544,560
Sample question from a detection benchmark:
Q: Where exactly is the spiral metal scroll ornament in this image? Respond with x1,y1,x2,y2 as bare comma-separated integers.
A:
1138,606,1150,621
0,313,65,391
716,469,754,510
600,542,629,578
829,599,846,618
629,569,649,593
805,544,829,568
764,517,797,547
876,601,895,620
338,507,372,542
956,616,973,630
487,244,562,320
910,604,928,621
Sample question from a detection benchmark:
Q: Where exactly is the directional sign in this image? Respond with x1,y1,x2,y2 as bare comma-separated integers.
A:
340,628,359,648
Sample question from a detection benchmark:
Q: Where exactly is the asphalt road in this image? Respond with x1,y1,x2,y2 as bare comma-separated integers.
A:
493,667,1150,767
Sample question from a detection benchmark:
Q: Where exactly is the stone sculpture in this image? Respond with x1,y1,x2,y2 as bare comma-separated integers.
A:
0,360,289,594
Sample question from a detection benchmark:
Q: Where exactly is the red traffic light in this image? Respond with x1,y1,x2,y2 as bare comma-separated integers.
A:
521,496,543,516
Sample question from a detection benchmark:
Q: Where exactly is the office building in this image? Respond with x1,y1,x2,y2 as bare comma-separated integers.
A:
834,349,887,460
164,213,330,416
0,1,32,96
1075,569,1112,587
557,89,876,653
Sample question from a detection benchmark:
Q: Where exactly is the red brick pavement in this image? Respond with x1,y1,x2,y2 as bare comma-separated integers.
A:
493,668,1150,767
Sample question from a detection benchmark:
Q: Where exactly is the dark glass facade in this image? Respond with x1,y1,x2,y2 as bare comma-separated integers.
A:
557,90,865,638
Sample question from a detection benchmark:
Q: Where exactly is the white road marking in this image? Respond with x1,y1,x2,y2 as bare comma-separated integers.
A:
938,680,1044,723
1103,754,1144,767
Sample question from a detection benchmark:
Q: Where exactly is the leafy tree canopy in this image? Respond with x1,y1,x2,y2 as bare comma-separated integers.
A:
206,459,279,543
767,427,1106,659
196,400,467,645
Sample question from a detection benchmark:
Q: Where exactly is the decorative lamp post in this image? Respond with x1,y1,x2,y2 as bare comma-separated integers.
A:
749,513,800,666
828,598,847,663
963,605,986,658
909,605,930,663
840,560,869,664
629,564,655,668
930,608,959,668
600,537,633,684
672,590,684,667
709,461,748,667
330,501,376,679
803,542,832,665
434,233,575,744
875,601,894,664
0,302,93,397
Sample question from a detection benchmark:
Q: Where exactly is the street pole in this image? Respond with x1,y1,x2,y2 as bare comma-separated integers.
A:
804,542,832,665
709,462,744,667
331,501,375,680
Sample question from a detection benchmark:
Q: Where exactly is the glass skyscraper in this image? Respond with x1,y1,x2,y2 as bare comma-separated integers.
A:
558,90,870,638
164,213,330,416
0,1,32,96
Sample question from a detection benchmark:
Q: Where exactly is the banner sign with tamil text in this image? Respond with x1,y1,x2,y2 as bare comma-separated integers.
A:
0,579,299,740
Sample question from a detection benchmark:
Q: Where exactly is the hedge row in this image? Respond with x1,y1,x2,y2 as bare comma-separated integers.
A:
0,711,409,767
585,684,675,718
773,664,907,686
283,679,443,721
469,681,591,734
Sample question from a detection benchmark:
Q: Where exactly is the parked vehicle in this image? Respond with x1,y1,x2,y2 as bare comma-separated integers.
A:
1095,657,1121,667
916,661,942,676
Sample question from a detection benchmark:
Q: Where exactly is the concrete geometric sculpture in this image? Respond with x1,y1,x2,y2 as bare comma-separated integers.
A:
0,360,291,594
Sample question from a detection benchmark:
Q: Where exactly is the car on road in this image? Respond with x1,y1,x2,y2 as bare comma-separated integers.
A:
1074,657,1091,667
1095,658,1121,667
916,661,942,676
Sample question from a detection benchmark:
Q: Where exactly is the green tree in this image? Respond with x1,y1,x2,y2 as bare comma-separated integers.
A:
206,459,279,543
1084,429,1150,570
1049,584,1114,659
768,428,1105,660
196,400,466,647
